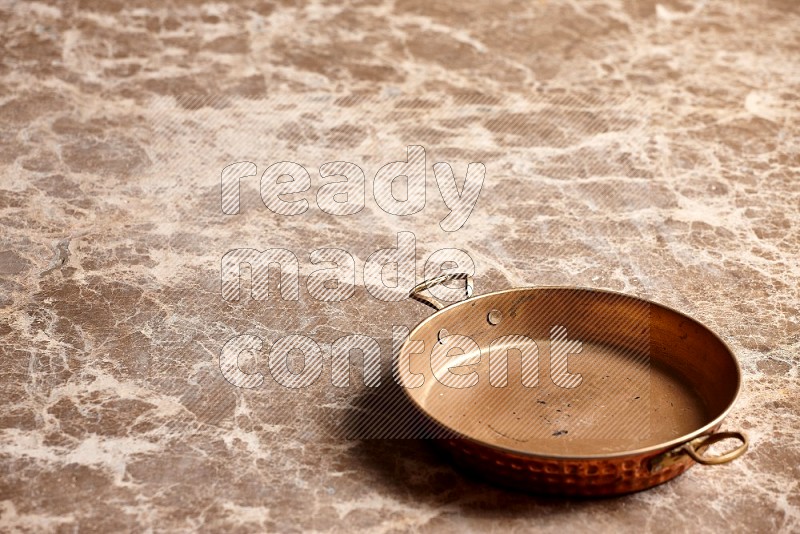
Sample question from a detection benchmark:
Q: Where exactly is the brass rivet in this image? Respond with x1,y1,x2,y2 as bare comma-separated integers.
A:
437,328,449,343
488,309,503,325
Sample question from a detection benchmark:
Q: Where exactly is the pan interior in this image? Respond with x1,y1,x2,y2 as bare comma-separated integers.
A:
402,288,740,457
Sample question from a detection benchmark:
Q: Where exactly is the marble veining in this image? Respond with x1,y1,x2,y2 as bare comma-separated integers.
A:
0,0,798,531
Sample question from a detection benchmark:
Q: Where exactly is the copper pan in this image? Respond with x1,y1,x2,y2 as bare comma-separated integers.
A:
399,273,748,496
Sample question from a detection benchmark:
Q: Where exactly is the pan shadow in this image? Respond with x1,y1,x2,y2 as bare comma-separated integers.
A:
338,375,639,519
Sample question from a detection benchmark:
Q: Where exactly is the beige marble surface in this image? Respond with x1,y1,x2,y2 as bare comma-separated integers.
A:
1,0,799,531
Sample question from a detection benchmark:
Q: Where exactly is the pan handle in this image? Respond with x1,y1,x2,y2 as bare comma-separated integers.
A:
649,430,748,472
683,431,749,465
409,273,474,311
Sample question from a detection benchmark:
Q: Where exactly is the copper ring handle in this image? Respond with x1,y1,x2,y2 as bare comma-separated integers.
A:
409,273,474,311
650,430,748,472
684,431,749,465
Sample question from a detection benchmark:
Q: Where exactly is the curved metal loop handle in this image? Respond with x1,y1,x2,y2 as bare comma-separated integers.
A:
650,430,748,472
684,431,749,465
409,273,474,311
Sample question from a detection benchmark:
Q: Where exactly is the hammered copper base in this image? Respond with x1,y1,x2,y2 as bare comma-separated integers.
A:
438,438,696,497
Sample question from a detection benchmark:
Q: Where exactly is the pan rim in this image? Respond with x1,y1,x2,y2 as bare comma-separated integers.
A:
401,285,743,461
